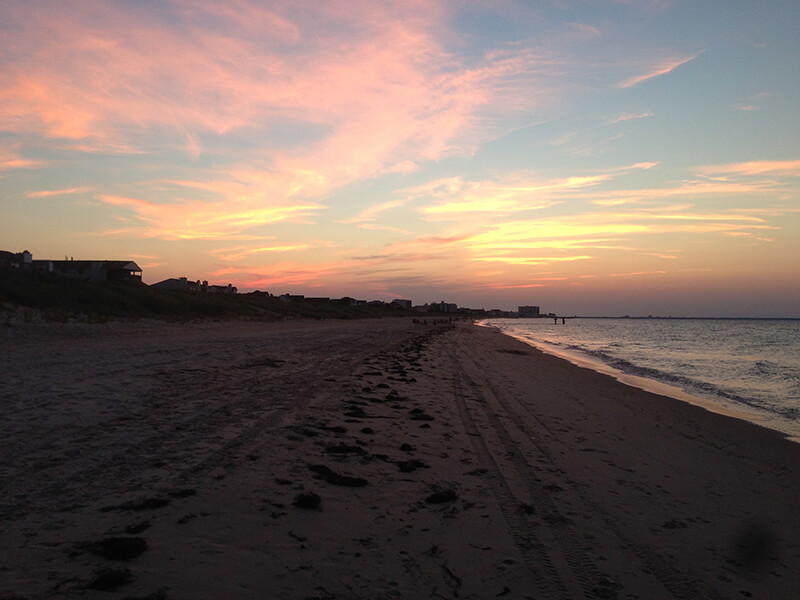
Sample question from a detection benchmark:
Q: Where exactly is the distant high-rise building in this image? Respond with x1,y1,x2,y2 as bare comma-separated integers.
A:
518,305,540,317
391,299,412,310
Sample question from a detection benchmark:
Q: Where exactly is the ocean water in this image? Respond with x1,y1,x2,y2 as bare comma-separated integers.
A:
481,318,800,440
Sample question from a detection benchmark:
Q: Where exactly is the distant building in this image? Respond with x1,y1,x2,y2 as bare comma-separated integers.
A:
391,299,412,310
151,277,200,291
415,301,458,313
518,305,540,317
151,277,237,294
338,297,367,306
206,282,237,294
434,301,458,313
0,250,28,269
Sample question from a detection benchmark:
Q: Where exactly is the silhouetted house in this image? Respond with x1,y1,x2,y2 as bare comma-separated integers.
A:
0,250,29,269
338,297,367,307
207,283,237,294
279,294,305,303
152,277,237,294
151,277,201,291
32,258,142,282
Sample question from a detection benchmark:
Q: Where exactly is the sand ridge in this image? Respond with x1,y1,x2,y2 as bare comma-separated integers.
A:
1,319,798,599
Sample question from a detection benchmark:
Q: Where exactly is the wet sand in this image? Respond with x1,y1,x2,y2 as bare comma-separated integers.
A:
1,319,798,599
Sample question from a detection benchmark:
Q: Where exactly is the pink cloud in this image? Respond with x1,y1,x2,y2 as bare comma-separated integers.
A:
697,159,800,177
219,258,367,292
0,0,569,187
0,148,44,171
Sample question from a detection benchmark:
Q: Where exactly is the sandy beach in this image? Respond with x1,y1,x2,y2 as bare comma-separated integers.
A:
1,318,798,599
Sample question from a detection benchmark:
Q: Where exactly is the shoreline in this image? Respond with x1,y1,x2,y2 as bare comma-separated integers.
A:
2,319,798,598
479,320,799,443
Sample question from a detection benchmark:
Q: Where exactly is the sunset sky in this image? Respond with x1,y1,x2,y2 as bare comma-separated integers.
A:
2,1,799,317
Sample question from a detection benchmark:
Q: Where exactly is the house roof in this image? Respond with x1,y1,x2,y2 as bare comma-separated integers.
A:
113,261,142,272
37,259,142,271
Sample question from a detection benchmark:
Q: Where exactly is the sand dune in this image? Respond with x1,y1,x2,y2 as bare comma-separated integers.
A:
1,319,798,599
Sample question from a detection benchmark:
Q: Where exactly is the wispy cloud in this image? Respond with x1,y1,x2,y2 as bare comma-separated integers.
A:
616,53,702,88
472,255,595,266
606,111,654,125
0,148,43,171
339,199,408,224
609,270,668,277
27,187,90,198
416,175,605,217
732,92,770,112
98,192,325,240
0,1,564,178
696,159,800,177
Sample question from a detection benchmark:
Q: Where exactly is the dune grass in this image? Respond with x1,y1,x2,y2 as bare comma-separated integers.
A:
0,270,416,322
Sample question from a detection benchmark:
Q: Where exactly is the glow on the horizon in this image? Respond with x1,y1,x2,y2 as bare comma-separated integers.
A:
1,1,799,316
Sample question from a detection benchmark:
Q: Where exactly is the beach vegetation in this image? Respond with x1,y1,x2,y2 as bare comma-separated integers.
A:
0,269,424,323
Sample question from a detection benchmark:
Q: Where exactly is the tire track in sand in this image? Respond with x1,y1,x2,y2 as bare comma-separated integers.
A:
449,327,728,600
445,330,575,599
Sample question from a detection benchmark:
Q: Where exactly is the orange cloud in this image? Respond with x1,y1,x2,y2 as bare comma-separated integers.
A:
97,193,325,240
609,270,668,277
473,255,595,266
27,187,90,198
480,278,569,290
212,244,314,262
435,205,779,275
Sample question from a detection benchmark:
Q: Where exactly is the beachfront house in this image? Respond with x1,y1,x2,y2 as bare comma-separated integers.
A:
14,251,143,282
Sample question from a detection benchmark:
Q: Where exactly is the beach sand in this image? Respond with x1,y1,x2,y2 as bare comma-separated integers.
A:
1,319,798,599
